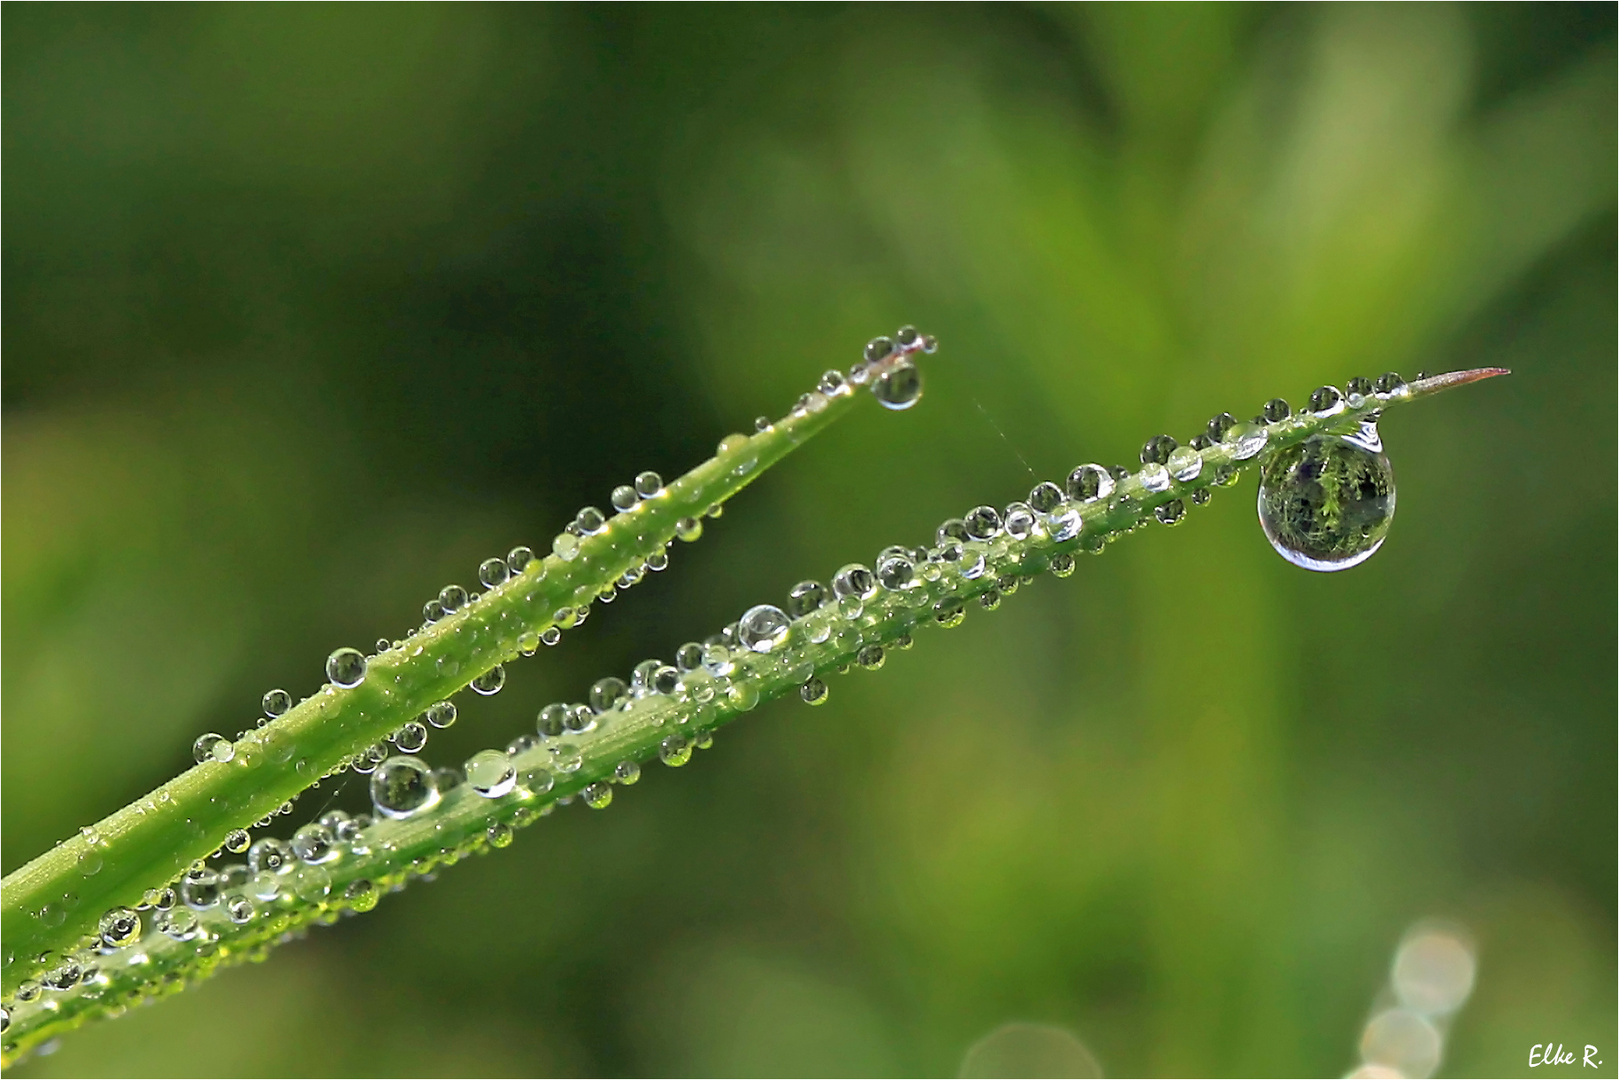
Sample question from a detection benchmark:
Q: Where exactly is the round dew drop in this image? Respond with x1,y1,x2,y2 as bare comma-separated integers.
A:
800,677,829,705
470,665,506,696
1167,446,1202,483
261,689,292,719
224,828,251,854
553,532,581,561
659,735,692,767
393,720,429,752
583,782,613,809
675,516,703,542
1226,422,1269,460
1258,434,1395,572
291,823,337,864
738,605,791,653
425,701,457,729
344,879,379,913
614,760,641,785
370,757,440,819
478,557,510,589
611,485,639,512
506,545,535,575
193,733,233,765
635,470,664,498
465,749,517,798
248,837,295,875
98,907,141,948
872,358,923,410
439,585,468,612
325,648,367,689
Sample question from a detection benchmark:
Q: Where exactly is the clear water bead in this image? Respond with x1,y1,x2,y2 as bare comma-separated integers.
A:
1066,464,1114,503
583,781,614,809
506,545,535,575
553,532,581,561
1258,434,1395,572
291,823,336,864
262,689,292,718
1225,422,1269,460
614,760,641,785
832,564,878,600
326,648,367,688
1167,446,1202,482
425,701,457,728
787,580,826,617
965,506,1003,540
800,677,829,705
738,605,791,653
659,735,692,767
393,721,428,752
224,828,251,854
470,665,506,695
590,677,628,713
248,837,295,875
193,733,233,765
872,359,923,410
439,585,468,612
465,750,517,798
370,757,440,819
98,907,141,948
1139,463,1171,492
635,471,664,497
675,516,703,542
1003,502,1036,539
181,867,221,909
478,558,510,589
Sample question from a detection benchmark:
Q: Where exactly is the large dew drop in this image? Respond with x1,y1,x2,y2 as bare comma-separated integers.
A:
326,647,367,688
737,604,791,653
1258,433,1395,572
370,756,440,819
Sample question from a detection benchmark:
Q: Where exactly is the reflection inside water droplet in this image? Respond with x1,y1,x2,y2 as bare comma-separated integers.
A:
1257,434,1395,572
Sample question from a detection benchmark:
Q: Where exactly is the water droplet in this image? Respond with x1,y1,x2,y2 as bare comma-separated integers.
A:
652,665,682,695
856,644,885,670
224,828,251,854
541,626,562,647
261,689,292,718
1139,463,1171,492
552,532,581,561
1375,372,1406,395
738,605,791,653
1192,488,1212,505
590,677,628,713
425,701,457,729
980,588,1002,610
1309,385,1343,414
370,757,440,819
506,546,536,576
1154,499,1187,526
728,681,761,710
98,907,141,948
934,599,965,628
1167,446,1202,483
423,599,446,624
1141,434,1177,465
1065,464,1114,503
43,962,82,991
613,760,641,785
15,980,42,1002
675,516,703,542
1263,398,1291,422
564,704,594,733
795,676,827,705
1226,422,1268,459
1206,412,1237,442
575,506,607,535
877,554,914,590
486,823,514,849
465,750,517,798
658,734,692,767
963,505,1003,540
872,358,922,410
1028,482,1063,514
344,879,378,913
155,908,198,941
1258,434,1395,572
291,824,337,864
248,837,295,875
633,470,664,499
478,558,510,590
192,733,233,765
181,867,221,909
325,648,367,688
470,665,506,695
832,565,878,601
583,782,613,809
1051,553,1076,577
393,721,429,753
786,580,826,618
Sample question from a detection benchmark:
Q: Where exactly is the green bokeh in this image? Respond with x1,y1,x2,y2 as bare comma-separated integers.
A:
4,5,1613,1077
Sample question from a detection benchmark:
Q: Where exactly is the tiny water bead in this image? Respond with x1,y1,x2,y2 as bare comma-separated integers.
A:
1263,398,1291,422
611,485,639,512
465,750,517,798
192,734,233,766
675,516,703,543
872,359,923,410
552,532,581,561
1226,422,1269,460
1374,371,1406,395
635,470,664,497
1028,481,1063,514
613,760,641,785
1066,464,1114,503
590,677,628,713
1154,499,1187,526
965,506,1002,540
1258,433,1396,572
98,908,140,948
224,829,251,854
370,757,440,819
1309,385,1343,413
181,867,220,910
506,545,535,575
478,558,510,589
344,879,379,913
576,506,607,535
248,838,295,875
425,701,457,729
659,734,692,767
439,585,468,613
582,782,613,809
1206,412,1237,442
291,824,336,864
1167,446,1202,483
738,605,791,653
800,676,829,705
470,665,506,696
393,721,429,752
261,689,292,719
423,599,446,624
326,648,367,688
1141,434,1177,465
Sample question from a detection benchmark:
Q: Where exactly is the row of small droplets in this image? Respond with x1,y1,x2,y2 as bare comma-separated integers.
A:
0,329,946,1043
2,365,1409,1048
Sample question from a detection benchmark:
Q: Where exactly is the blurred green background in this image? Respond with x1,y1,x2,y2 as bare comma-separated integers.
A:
4,4,1614,1076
